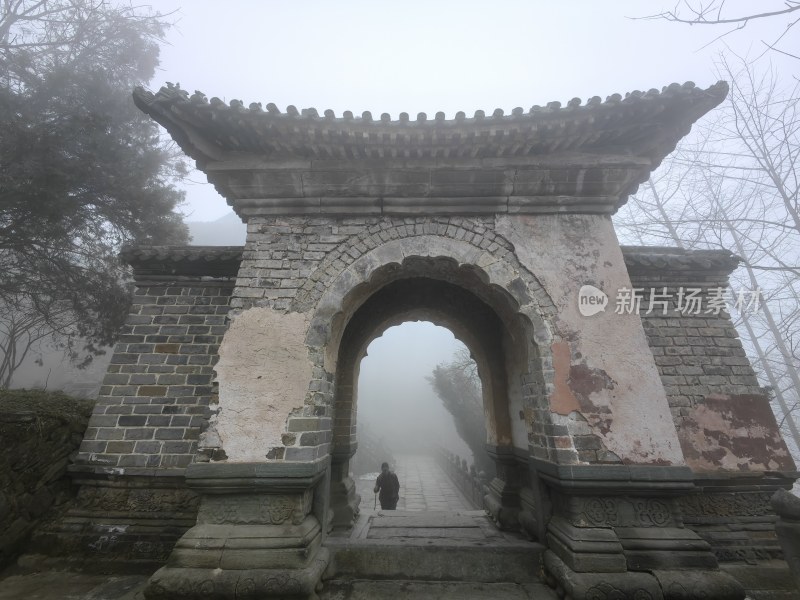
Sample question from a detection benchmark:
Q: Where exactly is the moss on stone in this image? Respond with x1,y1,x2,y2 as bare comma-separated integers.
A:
0,388,94,420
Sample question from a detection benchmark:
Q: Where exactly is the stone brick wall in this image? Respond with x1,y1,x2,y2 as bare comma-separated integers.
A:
218,215,557,465
625,247,793,473
74,249,238,471
234,215,512,313
627,252,760,419
0,390,92,567
76,240,794,476
625,247,796,572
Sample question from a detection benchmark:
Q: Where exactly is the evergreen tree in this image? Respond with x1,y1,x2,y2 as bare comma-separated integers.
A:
0,0,188,387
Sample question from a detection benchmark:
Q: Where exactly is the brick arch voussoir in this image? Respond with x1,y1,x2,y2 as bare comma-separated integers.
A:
295,219,558,452
293,217,520,314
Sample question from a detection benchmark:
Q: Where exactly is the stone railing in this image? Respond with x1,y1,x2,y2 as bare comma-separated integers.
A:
434,447,487,510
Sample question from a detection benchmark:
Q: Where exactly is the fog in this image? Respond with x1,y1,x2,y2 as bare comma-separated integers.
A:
155,0,795,224
357,321,474,465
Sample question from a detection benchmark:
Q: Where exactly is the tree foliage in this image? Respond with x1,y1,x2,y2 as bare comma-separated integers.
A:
0,0,188,387
428,349,494,475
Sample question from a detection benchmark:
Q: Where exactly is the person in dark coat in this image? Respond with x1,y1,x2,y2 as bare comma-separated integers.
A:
373,461,400,510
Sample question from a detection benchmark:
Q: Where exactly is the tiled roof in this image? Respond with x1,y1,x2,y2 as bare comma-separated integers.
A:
133,81,727,164
622,246,739,274
120,246,243,279
120,245,739,276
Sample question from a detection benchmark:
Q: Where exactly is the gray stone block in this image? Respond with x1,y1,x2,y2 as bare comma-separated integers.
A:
543,551,663,600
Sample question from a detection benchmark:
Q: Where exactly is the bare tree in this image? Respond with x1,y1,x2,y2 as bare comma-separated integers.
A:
639,1,800,60
615,54,800,454
0,297,50,388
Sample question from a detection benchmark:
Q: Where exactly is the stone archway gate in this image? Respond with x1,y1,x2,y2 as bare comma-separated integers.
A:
39,82,798,599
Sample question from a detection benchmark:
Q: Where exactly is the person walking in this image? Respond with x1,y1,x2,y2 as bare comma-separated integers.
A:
373,461,400,510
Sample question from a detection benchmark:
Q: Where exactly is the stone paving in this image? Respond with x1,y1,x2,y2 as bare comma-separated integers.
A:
355,452,475,513
325,454,551,599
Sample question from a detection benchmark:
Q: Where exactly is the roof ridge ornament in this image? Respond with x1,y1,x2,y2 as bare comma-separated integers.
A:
134,80,727,127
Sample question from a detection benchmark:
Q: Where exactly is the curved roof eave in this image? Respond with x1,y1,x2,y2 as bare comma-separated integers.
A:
133,81,728,170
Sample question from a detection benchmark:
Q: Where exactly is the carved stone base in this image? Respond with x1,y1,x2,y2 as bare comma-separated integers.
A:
328,452,359,530
546,517,625,573
534,460,745,600
144,460,330,600
545,549,745,600
652,569,749,599
329,477,359,530
22,466,198,573
544,551,662,599
484,478,520,531
518,486,540,541
484,445,525,531
679,474,795,565
772,489,800,593
617,526,718,571
147,547,329,600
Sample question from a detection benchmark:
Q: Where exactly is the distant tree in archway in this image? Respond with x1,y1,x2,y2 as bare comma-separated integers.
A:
428,349,494,475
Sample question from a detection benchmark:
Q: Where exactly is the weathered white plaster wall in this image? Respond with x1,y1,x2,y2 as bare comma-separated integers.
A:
497,214,684,465
214,308,312,461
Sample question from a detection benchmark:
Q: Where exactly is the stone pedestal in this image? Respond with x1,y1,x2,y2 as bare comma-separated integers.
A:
23,466,198,573
328,447,360,530
678,471,797,572
772,489,800,593
144,460,330,600
533,459,745,600
483,445,526,531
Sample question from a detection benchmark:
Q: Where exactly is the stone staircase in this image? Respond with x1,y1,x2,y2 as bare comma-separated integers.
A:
320,510,557,599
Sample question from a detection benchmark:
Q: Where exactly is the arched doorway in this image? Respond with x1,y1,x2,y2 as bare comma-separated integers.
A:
325,256,548,533
352,322,484,514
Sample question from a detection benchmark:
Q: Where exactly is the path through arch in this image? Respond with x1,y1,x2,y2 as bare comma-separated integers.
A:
352,322,481,515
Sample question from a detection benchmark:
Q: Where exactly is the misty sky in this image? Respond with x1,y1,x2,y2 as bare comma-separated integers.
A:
151,0,794,223
358,322,472,461
143,1,792,465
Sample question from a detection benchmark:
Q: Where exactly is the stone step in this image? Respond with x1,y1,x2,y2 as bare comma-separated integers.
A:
324,510,545,584
720,561,799,599
324,540,545,583
319,580,559,600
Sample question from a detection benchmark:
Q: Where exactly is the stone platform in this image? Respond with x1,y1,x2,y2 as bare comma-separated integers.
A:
0,510,551,600
0,571,148,600
0,454,548,599
325,510,544,579
320,581,556,599
321,510,551,599
328,454,549,597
